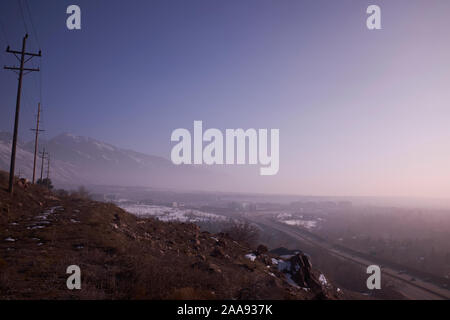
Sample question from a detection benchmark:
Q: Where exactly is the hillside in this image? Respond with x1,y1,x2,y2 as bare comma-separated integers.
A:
0,170,339,300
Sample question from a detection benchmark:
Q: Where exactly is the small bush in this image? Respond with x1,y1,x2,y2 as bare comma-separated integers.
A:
223,222,260,246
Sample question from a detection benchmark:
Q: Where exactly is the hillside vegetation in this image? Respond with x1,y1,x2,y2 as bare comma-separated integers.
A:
0,170,337,300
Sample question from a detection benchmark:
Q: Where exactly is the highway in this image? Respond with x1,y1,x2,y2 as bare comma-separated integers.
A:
247,215,450,300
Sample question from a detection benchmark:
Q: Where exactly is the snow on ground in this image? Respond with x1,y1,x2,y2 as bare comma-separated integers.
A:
276,213,292,219
119,204,227,223
27,206,63,231
277,260,291,272
245,253,257,262
319,274,328,286
282,219,317,230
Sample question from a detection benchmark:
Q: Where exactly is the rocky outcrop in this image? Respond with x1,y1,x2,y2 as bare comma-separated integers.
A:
245,246,336,299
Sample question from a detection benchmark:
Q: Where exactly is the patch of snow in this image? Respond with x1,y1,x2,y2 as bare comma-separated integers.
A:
283,219,317,229
319,274,328,286
245,253,257,262
128,154,144,164
101,154,112,161
119,204,227,223
30,225,45,230
4,237,16,242
277,260,291,272
276,213,292,219
93,141,115,151
271,258,279,265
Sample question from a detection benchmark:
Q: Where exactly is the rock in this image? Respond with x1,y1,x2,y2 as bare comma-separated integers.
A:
196,254,206,261
288,253,321,292
208,263,222,273
17,178,30,189
210,246,225,258
192,261,221,273
257,254,272,266
217,239,227,247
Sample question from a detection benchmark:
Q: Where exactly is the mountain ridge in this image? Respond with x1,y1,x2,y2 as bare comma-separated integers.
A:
0,131,214,189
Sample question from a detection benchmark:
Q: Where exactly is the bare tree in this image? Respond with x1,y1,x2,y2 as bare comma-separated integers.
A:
224,221,260,246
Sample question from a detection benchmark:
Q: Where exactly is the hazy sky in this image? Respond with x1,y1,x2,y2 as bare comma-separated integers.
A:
1,0,450,198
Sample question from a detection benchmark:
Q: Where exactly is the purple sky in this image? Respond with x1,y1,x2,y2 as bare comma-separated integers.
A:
1,0,450,198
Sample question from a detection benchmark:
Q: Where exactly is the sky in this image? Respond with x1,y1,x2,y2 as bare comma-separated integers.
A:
1,0,450,198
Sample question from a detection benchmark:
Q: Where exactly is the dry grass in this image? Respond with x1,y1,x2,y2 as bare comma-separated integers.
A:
0,170,329,300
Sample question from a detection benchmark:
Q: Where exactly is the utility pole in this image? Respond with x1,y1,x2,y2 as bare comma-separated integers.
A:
46,154,50,188
39,147,47,182
4,34,41,194
31,103,44,184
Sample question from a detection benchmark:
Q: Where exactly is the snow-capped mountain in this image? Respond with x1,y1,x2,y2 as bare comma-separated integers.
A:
0,132,213,189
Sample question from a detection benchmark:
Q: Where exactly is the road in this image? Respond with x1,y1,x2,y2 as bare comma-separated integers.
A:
248,214,450,300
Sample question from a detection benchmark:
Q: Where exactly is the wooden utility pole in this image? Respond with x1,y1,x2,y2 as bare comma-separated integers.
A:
4,34,41,194
46,154,50,188
31,102,43,184
39,147,47,182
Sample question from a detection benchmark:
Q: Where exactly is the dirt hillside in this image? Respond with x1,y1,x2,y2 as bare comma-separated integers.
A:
0,170,338,300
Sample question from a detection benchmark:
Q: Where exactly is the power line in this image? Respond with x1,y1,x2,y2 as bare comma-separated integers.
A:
17,0,43,117
23,0,40,49
15,0,41,98
17,0,29,34
21,0,43,109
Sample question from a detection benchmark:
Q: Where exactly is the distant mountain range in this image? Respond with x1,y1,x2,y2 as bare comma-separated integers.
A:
0,132,215,189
